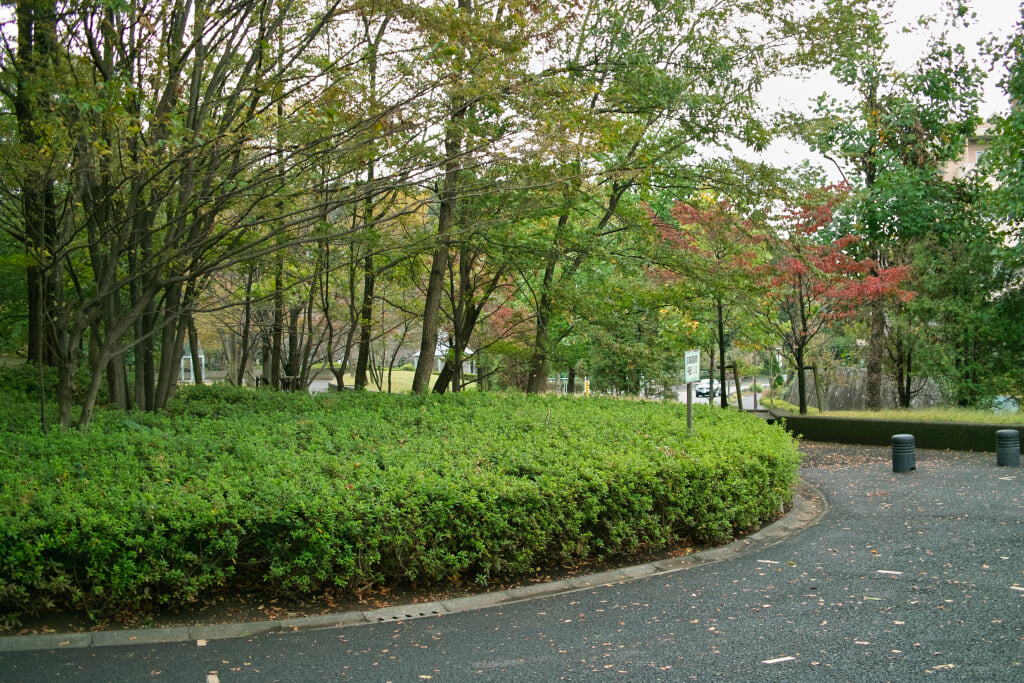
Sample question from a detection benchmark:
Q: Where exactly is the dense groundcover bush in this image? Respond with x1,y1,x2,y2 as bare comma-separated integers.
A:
0,385,801,627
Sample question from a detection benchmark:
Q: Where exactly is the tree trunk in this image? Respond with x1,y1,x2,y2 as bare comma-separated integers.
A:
270,255,284,389
414,242,449,393
17,0,59,370
527,259,557,394
106,355,131,411
286,304,302,378
188,315,203,386
354,254,375,390
413,114,463,393
890,329,913,409
331,244,361,389
236,270,254,385
716,299,728,408
59,344,81,429
433,300,482,395
795,357,808,415
865,298,885,410
901,350,912,409
136,253,157,412
433,249,497,394
861,78,885,411
707,346,715,402
154,282,187,410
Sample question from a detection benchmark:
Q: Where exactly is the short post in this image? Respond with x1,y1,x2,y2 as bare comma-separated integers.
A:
892,434,916,473
812,363,824,412
731,362,742,411
686,382,694,434
683,350,700,434
996,429,1020,467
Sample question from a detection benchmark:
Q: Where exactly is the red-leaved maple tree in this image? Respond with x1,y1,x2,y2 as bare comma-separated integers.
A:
749,184,912,414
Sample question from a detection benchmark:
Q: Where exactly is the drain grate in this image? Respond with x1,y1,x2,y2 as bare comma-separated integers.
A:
363,602,448,622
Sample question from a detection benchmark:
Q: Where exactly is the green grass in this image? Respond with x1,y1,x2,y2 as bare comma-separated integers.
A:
764,398,820,415
338,369,417,393
817,406,1024,424
330,370,477,393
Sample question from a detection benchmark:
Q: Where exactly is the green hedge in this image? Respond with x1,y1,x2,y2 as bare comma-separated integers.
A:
773,412,1021,452
0,385,801,627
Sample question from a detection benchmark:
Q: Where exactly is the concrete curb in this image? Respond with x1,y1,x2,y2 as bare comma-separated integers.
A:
0,479,826,653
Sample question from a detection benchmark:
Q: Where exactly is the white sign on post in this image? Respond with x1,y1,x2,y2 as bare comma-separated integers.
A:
684,350,701,384
683,350,700,433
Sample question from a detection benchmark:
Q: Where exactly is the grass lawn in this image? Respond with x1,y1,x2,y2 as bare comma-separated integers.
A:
337,369,417,393
817,406,1024,425
329,370,478,394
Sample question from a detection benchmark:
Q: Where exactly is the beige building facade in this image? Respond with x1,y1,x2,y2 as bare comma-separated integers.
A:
942,122,992,181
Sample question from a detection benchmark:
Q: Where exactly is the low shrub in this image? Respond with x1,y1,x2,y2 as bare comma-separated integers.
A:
0,386,801,627
0,363,108,411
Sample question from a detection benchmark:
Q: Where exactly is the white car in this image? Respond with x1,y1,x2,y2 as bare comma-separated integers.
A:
695,379,721,397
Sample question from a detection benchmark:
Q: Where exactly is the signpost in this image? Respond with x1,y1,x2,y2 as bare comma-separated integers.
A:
684,350,700,433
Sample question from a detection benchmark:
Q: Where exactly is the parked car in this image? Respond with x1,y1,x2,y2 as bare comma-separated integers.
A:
695,379,721,397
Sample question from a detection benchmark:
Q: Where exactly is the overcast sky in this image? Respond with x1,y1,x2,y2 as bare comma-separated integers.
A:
759,0,1021,174
890,0,1019,117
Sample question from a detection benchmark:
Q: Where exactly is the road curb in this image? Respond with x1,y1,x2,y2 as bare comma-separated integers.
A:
0,479,826,653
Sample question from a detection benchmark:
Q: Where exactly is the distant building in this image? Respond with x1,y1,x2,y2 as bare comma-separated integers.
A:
180,344,205,383
943,123,992,181
413,338,477,375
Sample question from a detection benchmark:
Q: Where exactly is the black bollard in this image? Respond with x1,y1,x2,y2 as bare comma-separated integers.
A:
892,434,916,473
996,429,1020,467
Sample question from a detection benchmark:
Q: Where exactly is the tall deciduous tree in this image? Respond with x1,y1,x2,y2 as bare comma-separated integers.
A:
9,0,59,371
984,7,1024,232
650,199,766,407
792,0,983,409
908,174,1024,406
407,0,547,393
510,0,811,393
0,0,418,427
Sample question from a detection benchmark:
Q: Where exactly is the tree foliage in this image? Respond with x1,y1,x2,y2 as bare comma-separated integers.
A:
748,184,911,414
0,0,1014,426
649,198,766,407
788,0,983,410
984,6,1024,232
907,175,1024,406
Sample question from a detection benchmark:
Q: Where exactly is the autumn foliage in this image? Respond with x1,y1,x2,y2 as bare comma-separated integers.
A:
762,184,912,314
753,183,913,413
650,184,912,414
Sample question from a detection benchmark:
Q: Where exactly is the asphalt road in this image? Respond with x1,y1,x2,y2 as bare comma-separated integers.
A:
2,443,1022,682
676,384,767,409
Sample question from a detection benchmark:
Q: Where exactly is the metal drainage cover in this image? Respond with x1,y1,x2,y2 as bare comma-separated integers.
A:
363,602,449,622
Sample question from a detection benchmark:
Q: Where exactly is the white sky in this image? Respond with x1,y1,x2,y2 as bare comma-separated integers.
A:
760,0,1020,174
889,0,1018,118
